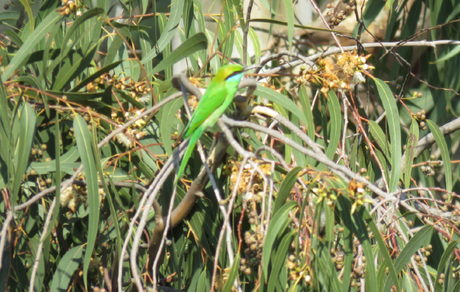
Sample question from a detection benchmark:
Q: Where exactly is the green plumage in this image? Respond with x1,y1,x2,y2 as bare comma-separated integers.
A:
176,64,245,182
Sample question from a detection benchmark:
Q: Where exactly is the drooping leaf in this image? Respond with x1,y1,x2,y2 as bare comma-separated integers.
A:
281,0,294,51
12,103,36,207
50,245,84,292
159,97,182,156
404,118,419,188
255,86,308,126
222,254,241,292
426,119,453,191
325,90,342,160
383,226,433,292
148,33,208,75
142,0,185,64
74,115,100,289
3,11,63,80
372,78,401,192
262,201,298,277
273,167,302,214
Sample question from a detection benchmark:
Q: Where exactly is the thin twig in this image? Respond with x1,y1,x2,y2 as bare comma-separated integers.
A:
29,199,56,292
221,115,393,200
150,180,177,290
0,211,13,270
243,0,255,67
118,155,174,292
262,40,460,75
308,0,343,52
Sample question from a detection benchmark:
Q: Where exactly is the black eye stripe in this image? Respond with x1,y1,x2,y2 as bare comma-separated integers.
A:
226,70,243,80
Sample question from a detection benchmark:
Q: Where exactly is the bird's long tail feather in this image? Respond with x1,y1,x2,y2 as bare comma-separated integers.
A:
175,128,203,183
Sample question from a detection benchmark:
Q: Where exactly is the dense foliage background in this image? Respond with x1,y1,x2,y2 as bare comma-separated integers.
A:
1,0,460,291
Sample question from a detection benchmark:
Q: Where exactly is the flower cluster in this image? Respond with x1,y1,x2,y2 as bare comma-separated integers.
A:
57,0,83,16
299,51,372,93
60,173,106,212
227,159,273,199
88,73,153,149
87,74,151,101
242,230,264,269
112,106,148,148
414,109,427,131
325,0,357,29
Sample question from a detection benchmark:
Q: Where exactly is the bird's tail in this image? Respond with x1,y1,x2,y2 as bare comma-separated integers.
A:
175,128,203,184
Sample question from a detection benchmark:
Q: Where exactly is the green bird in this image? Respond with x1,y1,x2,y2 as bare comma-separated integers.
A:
176,64,245,182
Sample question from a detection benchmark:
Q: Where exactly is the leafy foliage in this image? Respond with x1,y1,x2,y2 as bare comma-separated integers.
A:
1,0,460,291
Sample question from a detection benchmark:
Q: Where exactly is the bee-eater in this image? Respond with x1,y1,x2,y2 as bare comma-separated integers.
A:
176,64,245,182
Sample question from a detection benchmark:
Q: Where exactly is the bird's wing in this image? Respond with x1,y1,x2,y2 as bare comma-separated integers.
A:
183,85,228,139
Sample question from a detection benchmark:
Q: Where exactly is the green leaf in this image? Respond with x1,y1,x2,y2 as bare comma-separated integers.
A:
0,76,12,191
13,75,49,116
222,254,240,292
267,231,295,292
368,120,391,159
255,86,308,126
426,119,453,191
233,29,247,65
52,43,99,91
220,1,235,59
325,90,342,160
290,116,306,166
263,200,298,277
281,0,294,51
104,27,127,67
433,45,460,64
28,147,80,175
374,147,390,187
363,210,399,292
0,11,20,22
29,236,45,292
142,0,185,64
349,135,359,173
110,22,151,31
74,114,100,289
434,240,459,290
248,27,261,63
46,91,104,102
71,60,123,92
148,32,208,75
372,78,401,192
50,245,84,291
18,0,34,32
113,88,146,109
3,28,23,47
273,167,302,214
336,198,353,292
160,97,182,156
196,269,208,292
318,246,342,291
42,23,60,84
95,146,123,265
404,118,419,188
62,8,104,52
248,18,341,33
384,226,433,292
3,11,63,80
298,85,315,141
51,111,62,245
360,0,386,29
12,103,36,207
352,208,378,292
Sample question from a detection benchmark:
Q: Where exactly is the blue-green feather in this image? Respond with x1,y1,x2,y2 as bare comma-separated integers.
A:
175,64,244,183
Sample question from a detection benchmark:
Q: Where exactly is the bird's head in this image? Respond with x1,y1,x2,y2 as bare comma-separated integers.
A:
215,64,245,82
